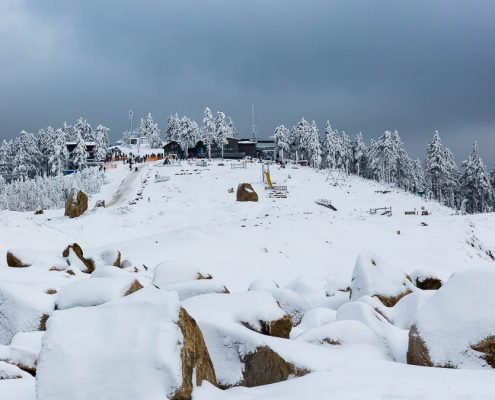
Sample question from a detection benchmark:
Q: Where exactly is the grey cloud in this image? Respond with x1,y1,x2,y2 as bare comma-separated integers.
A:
1,0,495,164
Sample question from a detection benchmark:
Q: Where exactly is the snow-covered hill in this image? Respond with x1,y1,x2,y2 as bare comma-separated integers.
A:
1,160,495,399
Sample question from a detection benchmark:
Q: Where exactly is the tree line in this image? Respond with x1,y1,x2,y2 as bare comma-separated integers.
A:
121,108,237,159
0,118,110,181
272,118,494,214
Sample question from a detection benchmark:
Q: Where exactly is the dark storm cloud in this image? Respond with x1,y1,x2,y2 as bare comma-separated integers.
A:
1,0,495,164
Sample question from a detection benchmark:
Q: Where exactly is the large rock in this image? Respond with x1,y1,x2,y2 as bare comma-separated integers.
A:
56,277,143,310
153,260,213,288
36,288,216,400
6,251,30,268
0,284,54,345
63,243,94,273
410,269,443,290
64,189,88,218
407,269,495,369
236,183,258,202
183,292,301,388
350,250,414,307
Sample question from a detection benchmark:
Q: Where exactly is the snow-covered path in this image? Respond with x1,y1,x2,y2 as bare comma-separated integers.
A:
106,164,146,207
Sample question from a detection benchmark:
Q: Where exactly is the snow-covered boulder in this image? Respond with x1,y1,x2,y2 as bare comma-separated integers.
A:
350,250,414,307
91,265,132,278
36,288,216,400
325,278,351,296
6,251,30,268
236,183,258,202
285,276,327,305
407,269,495,369
410,269,443,290
184,292,292,339
294,320,387,358
0,284,54,345
0,361,25,380
248,278,279,291
5,249,67,271
64,188,88,218
62,243,94,273
337,299,407,362
291,307,337,338
248,287,309,326
55,277,143,310
183,292,304,388
0,342,38,375
93,248,122,268
164,279,229,301
153,260,213,288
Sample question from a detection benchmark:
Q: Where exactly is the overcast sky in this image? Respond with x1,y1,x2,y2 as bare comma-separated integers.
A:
1,0,495,164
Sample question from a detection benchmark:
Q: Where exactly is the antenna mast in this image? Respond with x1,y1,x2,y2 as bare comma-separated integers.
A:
251,104,258,142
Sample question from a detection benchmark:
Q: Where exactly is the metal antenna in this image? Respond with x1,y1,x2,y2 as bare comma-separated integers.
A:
251,104,258,142
129,109,133,133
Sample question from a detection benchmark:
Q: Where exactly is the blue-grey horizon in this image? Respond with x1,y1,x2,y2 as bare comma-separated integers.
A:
1,0,494,165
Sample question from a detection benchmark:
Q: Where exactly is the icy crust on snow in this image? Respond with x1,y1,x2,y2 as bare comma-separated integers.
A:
350,250,414,301
55,276,140,309
36,288,183,400
414,268,495,368
0,284,54,345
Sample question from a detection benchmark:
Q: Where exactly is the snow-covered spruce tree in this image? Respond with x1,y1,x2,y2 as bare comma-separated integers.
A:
38,127,59,177
425,131,459,206
425,131,444,200
50,128,70,175
307,121,322,169
339,131,353,174
215,111,231,160
442,147,460,208
291,118,312,162
227,116,237,139
139,113,161,148
459,142,494,214
178,116,199,159
321,121,342,169
368,131,397,183
165,113,181,144
412,158,426,194
61,121,76,142
352,132,368,177
74,117,93,142
200,107,216,159
12,130,39,180
72,130,88,170
0,139,15,180
272,125,290,163
94,124,110,161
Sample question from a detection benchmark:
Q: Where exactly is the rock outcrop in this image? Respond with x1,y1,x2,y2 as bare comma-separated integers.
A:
36,288,216,400
64,189,88,218
6,251,31,268
407,269,495,369
236,183,258,202
63,243,94,273
350,250,414,307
